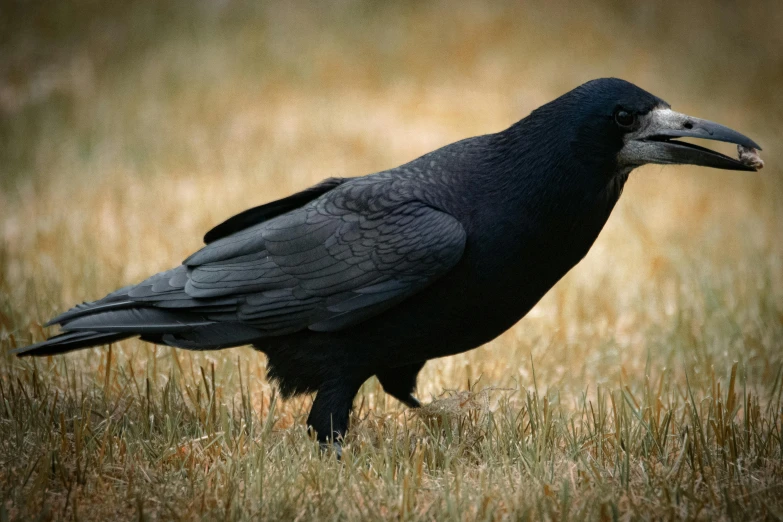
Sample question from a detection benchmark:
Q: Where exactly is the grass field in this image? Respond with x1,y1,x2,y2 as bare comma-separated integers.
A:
1,1,782,520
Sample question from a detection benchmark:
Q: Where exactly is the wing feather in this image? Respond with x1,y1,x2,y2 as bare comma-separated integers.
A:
46,175,466,347
173,177,466,333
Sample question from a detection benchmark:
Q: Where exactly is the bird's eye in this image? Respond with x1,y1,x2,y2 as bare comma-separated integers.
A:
614,109,635,129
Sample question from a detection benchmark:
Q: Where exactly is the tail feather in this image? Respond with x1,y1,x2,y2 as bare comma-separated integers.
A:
14,306,218,357
44,300,136,327
12,331,131,357
61,308,213,333
14,266,264,357
44,284,136,327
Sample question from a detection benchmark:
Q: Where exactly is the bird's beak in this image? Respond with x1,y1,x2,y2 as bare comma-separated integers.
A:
620,108,762,171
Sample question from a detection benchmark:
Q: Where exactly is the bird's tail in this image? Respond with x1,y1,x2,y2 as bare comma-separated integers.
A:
12,287,259,357
12,266,262,357
11,331,132,357
11,290,138,357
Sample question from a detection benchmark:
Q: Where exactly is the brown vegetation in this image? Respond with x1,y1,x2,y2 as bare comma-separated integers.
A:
1,1,782,519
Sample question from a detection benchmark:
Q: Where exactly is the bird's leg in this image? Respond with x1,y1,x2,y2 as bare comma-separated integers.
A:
376,361,425,408
306,377,364,456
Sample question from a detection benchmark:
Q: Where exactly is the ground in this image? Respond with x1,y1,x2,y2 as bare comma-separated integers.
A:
1,1,782,520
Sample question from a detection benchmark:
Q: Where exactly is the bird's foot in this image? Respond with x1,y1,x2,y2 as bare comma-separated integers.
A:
404,394,422,408
319,441,343,460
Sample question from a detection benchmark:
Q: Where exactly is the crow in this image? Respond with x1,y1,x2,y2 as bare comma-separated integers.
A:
14,78,761,452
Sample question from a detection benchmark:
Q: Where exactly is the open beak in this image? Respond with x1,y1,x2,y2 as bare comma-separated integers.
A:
623,108,762,172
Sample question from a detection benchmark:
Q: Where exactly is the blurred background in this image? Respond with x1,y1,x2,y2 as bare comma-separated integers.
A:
1,0,782,405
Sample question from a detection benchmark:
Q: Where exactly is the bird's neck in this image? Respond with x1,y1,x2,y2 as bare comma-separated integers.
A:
484,120,625,219
459,118,631,270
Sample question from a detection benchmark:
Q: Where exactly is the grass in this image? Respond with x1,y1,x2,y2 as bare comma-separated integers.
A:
1,1,782,520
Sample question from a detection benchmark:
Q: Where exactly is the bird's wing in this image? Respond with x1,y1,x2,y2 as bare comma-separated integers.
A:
183,180,467,333
203,177,348,244
49,177,466,344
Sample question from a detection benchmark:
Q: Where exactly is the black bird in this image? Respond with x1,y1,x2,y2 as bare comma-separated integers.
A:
14,78,761,451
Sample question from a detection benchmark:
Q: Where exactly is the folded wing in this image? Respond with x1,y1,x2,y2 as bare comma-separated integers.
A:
38,177,466,350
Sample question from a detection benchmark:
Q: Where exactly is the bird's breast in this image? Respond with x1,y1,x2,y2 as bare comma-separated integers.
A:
455,186,621,335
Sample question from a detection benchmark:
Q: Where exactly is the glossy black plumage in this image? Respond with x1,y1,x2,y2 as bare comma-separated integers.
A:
14,78,761,446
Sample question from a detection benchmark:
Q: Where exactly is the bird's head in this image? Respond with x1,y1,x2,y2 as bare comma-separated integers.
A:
547,78,762,175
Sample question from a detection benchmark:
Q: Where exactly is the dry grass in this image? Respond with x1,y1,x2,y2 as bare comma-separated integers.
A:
1,1,782,520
